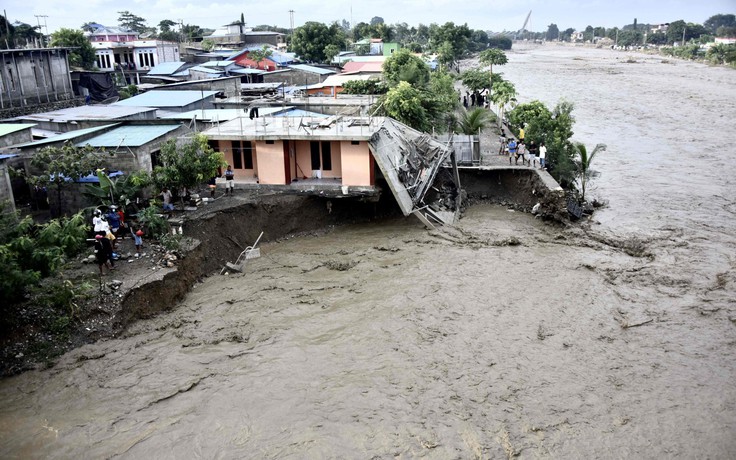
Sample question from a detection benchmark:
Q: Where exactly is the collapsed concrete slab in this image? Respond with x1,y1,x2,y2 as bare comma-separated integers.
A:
368,118,458,226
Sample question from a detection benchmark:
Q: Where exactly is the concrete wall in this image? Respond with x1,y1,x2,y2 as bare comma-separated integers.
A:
0,127,33,148
0,159,16,214
0,49,74,109
262,69,329,87
218,140,257,179
255,140,286,184
341,141,372,186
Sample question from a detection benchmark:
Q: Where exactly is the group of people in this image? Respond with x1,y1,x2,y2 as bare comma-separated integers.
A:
499,128,547,169
462,90,489,109
91,205,145,275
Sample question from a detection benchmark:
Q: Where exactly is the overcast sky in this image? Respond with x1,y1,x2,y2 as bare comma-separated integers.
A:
3,0,733,35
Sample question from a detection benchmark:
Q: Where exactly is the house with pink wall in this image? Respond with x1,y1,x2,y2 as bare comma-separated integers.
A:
201,115,458,225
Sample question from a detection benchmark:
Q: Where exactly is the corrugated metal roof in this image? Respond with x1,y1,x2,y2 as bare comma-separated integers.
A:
15,124,119,148
288,64,336,75
14,105,156,123
0,154,19,160
161,109,247,122
76,125,181,148
0,123,36,137
188,66,225,74
147,61,187,76
113,90,218,107
201,60,235,68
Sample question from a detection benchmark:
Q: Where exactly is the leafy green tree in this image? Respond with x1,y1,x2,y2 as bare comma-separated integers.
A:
707,43,736,65
342,79,387,95
487,36,512,50
704,14,736,35
323,44,340,63
49,28,97,69
458,108,492,134
460,68,492,93
181,24,204,41
80,22,99,33
380,81,430,131
12,23,42,47
158,19,179,41
508,100,577,187
479,48,508,77
546,23,560,41
291,21,345,62
427,22,471,68
370,16,384,26
151,134,225,201
436,41,456,69
574,142,606,202
383,48,430,87
30,142,105,216
118,11,148,34
617,30,643,47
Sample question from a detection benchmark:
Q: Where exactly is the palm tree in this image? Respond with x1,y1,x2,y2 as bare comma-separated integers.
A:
574,142,606,202
457,108,492,135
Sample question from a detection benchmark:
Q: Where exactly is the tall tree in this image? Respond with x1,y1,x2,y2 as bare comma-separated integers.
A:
382,49,430,87
370,16,385,26
704,14,735,34
50,28,96,69
290,21,344,62
479,48,507,76
574,142,606,202
117,11,148,34
490,79,517,128
546,23,560,41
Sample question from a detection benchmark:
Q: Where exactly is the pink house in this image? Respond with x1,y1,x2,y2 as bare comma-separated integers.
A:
202,115,457,225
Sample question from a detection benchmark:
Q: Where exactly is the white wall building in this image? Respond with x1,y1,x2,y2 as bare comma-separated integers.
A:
86,26,180,71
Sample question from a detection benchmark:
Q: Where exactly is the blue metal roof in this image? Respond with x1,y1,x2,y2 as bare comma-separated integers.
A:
201,60,235,68
76,125,181,148
113,90,218,108
14,124,119,148
0,154,19,160
230,68,264,75
288,64,336,75
147,61,187,76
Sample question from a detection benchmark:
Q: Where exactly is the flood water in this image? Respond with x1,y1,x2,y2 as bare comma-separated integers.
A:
1,45,735,458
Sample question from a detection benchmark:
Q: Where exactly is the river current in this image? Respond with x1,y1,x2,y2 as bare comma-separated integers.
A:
1,44,734,458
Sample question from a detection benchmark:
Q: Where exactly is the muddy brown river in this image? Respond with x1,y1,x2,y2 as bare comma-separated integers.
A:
1,44,735,458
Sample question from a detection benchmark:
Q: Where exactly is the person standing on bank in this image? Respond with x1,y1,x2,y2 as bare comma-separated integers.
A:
539,143,547,169
161,187,174,212
508,139,517,165
224,165,235,196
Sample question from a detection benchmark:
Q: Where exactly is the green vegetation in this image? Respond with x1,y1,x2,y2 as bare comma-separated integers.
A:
0,209,88,304
290,22,346,63
117,84,139,100
49,28,97,69
151,134,226,199
574,142,606,202
342,79,387,95
458,108,494,135
372,50,458,132
30,142,107,217
508,100,577,188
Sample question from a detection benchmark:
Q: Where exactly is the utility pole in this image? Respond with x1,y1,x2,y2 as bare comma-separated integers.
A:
289,10,294,35
682,26,686,46
34,14,48,47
